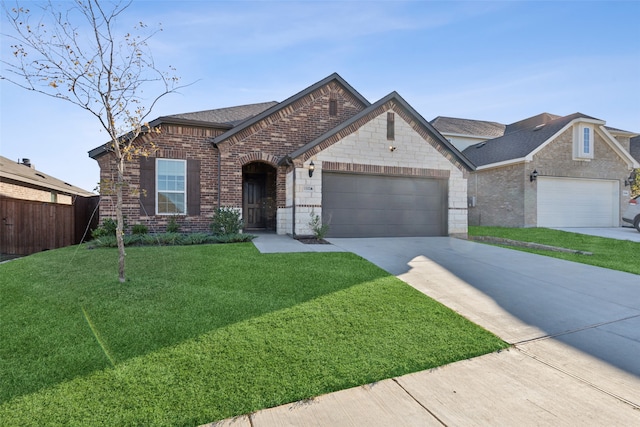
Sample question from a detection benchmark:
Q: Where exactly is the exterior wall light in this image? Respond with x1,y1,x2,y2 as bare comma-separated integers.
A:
389,145,397,152
308,161,315,178
530,169,538,182
624,170,636,186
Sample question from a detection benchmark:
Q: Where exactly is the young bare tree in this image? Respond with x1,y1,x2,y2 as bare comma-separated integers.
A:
1,0,182,282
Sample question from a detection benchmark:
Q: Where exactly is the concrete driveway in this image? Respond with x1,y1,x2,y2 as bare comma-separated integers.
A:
213,236,640,426
327,237,640,423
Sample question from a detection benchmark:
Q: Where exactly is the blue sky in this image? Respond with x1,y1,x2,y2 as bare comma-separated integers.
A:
1,0,639,192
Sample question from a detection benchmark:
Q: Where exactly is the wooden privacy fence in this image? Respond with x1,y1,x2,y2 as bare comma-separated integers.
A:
0,196,99,256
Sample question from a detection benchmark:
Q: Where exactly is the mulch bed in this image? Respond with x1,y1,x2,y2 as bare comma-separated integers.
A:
295,237,331,245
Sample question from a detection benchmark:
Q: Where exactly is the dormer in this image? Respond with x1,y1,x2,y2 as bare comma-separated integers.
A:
573,122,594,160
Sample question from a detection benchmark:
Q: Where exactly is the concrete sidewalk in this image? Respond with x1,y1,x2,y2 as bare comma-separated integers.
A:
209,236,640,426
552,227,640,242
251,232,346,253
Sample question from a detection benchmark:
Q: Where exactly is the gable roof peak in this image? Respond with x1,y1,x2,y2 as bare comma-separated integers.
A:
287,91,475,172
212,72,371,146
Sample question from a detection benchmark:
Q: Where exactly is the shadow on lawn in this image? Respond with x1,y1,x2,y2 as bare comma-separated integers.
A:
1,243,389,402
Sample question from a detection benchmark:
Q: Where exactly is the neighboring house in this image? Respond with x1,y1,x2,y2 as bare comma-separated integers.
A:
432,113,640,228
0,155,98,255
430,116,506,151
89,73,473,238
0,156,94,203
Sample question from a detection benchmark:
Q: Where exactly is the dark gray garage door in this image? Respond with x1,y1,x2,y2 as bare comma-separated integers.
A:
322,173,448,237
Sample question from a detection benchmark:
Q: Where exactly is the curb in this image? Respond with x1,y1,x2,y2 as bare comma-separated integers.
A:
468,236,593,255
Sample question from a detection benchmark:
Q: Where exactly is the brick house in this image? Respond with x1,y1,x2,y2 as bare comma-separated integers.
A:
432,113,639,227
0,156,94,204
1,155,98,255
89,73,473,238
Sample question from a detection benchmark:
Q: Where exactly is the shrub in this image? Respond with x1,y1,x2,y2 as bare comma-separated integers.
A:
309,210,329,240
166,217,180,233
155,232,181,245
91,217,127,238
131,224,148,235
210,207,243,236
181,233,209,245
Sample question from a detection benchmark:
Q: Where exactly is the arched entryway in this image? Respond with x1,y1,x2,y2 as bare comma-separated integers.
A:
242,162,277,231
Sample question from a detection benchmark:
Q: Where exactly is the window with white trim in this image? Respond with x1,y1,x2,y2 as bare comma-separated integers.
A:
574,124,594,159
156,159,186,214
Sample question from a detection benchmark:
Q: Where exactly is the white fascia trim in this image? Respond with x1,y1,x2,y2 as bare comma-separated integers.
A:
475,158,527,171
607,129,639,137
598,126,640,168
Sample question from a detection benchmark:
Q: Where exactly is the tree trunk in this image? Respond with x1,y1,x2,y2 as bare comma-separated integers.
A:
116,157,126,283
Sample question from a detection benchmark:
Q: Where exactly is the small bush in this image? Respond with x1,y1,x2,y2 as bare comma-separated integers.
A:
91,217,129,238
87,231,256,248
181,233,209,245
210,207,243,236
166,217,180,233
309,210,330,240
155,232,181,245
131,224,148,235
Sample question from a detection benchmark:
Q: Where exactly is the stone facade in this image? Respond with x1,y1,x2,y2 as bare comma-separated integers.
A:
305,109,469,236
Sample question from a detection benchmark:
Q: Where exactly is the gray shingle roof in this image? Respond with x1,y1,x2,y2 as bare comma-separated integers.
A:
164,101,279,126
0,155,95,196
504,113,561,134
462,113,600,167
631,136,640,163
430,116,506,138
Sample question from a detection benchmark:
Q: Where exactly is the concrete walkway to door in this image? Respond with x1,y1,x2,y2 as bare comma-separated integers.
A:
209,237,640,426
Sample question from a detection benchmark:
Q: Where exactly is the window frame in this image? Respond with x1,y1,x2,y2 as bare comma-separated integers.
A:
156,158,187,215
575,124,594,160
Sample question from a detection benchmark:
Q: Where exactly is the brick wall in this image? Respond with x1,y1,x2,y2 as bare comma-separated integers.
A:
467,164,525,227
0,181,72,205
96,124,223,233
218,81,366,213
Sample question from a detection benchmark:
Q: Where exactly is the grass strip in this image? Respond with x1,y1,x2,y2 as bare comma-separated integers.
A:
469,226,640,275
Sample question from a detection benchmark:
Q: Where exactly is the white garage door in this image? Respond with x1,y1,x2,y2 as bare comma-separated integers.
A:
537,177,619,227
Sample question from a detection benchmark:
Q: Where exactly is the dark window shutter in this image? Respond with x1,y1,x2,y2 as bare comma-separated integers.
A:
187,159,201,216
139,157,156,215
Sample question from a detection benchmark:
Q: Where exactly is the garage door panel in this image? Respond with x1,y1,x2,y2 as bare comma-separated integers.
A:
537,177,618,227
322,172,448,238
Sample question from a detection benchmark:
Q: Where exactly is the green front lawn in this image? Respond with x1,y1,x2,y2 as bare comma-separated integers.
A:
470,226,640,275
0,243,507,426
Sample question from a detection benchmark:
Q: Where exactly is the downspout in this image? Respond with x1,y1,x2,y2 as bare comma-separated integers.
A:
292,163,296,237
282,156,296,237
213,142,221,209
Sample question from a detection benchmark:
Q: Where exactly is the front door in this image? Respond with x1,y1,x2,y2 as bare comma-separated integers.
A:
244,176,266,229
